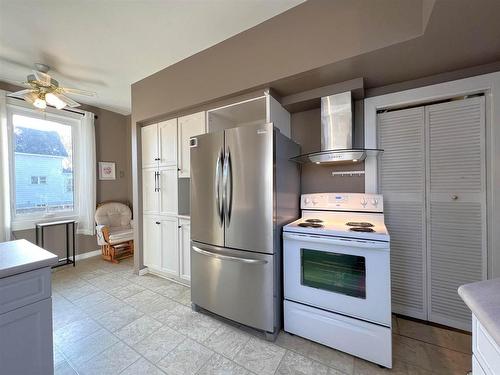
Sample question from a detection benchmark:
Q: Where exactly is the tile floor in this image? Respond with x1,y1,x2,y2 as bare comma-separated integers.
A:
52,257,472,375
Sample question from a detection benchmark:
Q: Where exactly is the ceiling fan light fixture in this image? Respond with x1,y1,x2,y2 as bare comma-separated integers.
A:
46,92,67,110
33,93,47,109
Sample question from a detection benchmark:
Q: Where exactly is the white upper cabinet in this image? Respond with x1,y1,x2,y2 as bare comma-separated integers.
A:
159,167,178,216
178,111,206,178
159,119,178,167
142,168,159,214
141,123,159,168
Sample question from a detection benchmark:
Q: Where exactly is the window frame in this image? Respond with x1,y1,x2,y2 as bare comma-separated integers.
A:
7,100,83,231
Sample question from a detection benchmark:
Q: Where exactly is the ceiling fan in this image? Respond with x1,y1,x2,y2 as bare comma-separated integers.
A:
7,63,96,110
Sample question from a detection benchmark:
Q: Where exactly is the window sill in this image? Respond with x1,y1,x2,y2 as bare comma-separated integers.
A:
11,215,78,232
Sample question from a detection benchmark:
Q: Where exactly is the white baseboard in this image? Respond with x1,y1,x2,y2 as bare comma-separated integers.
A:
75,249,101,261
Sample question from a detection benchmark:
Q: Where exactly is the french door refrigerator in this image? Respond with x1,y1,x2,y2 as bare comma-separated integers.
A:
190,122,300,340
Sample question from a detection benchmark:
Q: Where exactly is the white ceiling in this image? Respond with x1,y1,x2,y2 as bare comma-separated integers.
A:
0,0,303,115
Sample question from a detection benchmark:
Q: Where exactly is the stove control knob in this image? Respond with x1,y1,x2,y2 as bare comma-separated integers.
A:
304,197,311,205
312,198,318,205
371,198,379,206
360,198,368,207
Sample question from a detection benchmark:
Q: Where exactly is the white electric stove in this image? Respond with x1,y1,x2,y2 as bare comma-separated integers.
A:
283,193,392,368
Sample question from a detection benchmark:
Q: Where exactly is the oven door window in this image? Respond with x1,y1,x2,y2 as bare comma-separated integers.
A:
301,248,366,299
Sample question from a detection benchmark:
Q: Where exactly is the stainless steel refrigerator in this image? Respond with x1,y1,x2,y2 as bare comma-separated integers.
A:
190,122,300,340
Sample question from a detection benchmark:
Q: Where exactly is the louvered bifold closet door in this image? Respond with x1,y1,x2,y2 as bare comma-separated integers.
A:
426,96,486,331
378,107,427,320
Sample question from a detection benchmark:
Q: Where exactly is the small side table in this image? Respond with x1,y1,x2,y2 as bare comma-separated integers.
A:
35,220,76,268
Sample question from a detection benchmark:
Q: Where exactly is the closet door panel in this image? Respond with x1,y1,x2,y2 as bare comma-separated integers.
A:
427,97,486,331
378,107,427,319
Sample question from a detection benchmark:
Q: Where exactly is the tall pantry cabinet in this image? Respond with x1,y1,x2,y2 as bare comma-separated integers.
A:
377,96,486,331
141,112,206,284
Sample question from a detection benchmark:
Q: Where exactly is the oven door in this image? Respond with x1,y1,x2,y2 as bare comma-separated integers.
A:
283,232,391,326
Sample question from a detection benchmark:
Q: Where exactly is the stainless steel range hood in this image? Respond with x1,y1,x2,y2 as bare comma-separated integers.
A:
291,91,381,164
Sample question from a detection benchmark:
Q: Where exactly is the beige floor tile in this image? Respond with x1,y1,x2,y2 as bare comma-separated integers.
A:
234,337,286,375
305,341,355,374
157,338,214,375
393,335,432,370
54,317,101,347
123,289,164,311
115,315,163,345
423,341,471,375
133,325,185,363
354,358,409,375
203,324,250,360
54,360,78,375
60,328,119,366
132,274,171,289
150,300,185,322
276,350,330,375
76,341,141,375
53,347,66,368
397,317,472,354
198,354,250,375
163,306,221,342
120,357,166,375
53,303,87,329
71,290,110,309
87,274,130,290
275,331,312,357
107,283,146,300
58,282,100,301
97,304,145,332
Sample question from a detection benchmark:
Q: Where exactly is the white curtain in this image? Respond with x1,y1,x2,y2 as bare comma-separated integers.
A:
77,111,96,235
0,91,11,242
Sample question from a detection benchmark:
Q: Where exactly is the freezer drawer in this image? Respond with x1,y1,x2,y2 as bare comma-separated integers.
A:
191,241,275,332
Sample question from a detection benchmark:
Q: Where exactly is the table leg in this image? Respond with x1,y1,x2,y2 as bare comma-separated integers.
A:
72,222,76,267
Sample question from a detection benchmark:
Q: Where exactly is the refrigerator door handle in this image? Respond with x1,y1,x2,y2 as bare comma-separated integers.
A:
222,147,233,225
215,150,223,225
192,246,267,265
154,171,158,192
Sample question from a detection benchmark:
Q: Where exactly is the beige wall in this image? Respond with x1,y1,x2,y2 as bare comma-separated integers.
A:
0,81,132,255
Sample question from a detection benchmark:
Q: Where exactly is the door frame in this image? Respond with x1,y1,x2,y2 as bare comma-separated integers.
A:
364,71,500,279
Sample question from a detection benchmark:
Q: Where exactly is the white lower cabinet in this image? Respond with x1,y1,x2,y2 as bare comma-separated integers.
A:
143,215,161,270
179,218,191,282
472,315,500,375
143,215,190,283
161,217,179,276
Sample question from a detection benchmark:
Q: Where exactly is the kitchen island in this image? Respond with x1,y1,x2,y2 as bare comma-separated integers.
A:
0,239,58,375
459,278,500,375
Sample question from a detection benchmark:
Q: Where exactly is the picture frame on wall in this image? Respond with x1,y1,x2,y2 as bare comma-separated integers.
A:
98,161,116,180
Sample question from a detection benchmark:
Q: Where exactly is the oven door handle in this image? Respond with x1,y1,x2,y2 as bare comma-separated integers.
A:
283,232,389,249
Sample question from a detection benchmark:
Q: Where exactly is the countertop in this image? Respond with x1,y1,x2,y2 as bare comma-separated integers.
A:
459,278,500,346
0,239,58,278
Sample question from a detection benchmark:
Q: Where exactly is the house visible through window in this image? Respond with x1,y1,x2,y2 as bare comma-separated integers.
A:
11,112,75,218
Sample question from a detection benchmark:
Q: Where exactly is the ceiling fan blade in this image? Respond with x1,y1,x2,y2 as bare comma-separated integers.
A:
32,70,52,86
56,93,81,108
60,87,97,97
7,89,36,99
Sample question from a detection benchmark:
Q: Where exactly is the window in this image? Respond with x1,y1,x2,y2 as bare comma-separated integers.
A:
8,104,81,229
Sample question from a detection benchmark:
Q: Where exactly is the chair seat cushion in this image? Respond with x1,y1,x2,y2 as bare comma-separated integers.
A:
108,228,134,244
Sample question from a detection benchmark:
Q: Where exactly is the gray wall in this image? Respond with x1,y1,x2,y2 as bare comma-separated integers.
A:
0,81,132,256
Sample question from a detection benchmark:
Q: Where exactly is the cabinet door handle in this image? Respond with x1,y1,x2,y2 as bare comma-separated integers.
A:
155,221,160,225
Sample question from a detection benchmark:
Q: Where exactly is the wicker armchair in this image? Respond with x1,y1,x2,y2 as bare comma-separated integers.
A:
95,202,134,263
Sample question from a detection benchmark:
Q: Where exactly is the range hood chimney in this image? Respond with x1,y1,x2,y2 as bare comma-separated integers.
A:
291,91,381,164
